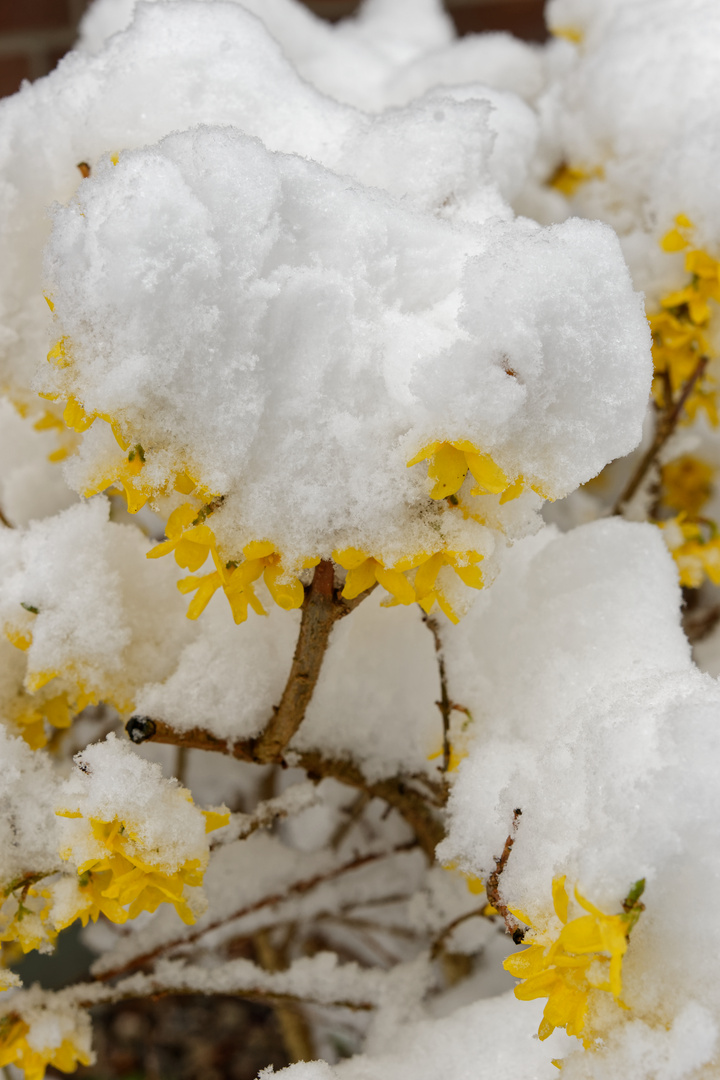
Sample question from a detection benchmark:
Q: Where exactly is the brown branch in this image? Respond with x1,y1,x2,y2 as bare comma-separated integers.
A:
95,843,418,983
485,809,524,942
253,561,344,763
330,791,370,850
430,905,488,960
683,601,720,645
138,722,445,859
614,354,709,514
74,984,375,1014
422,613,452,775
0,504,14,529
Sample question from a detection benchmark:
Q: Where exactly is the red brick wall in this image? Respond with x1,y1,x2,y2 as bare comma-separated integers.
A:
0,0,546,99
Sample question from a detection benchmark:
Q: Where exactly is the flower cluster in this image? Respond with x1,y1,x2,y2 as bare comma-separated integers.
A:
650,218,719,425
503,877,644,1048
659,516,720,589
55,793,229,929
0,1005,92,1080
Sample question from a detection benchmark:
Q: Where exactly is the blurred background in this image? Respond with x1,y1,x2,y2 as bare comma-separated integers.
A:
0,0,546,98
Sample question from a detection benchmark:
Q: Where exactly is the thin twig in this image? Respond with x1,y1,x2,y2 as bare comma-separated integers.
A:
421,613,452,774
683,602,720,645
430,906,488,960
614,354,709,514
0,505,14,529
330,791,370,850
485,809,524,941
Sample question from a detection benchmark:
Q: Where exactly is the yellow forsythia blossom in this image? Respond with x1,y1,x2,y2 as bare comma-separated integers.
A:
659,515,720,588
0,1013,91,1080
661,455,714,517
407,440,523,502
55,805,229,928
504,877,644,1045
148,504,312,622
650,217,719,423
0,888,56,956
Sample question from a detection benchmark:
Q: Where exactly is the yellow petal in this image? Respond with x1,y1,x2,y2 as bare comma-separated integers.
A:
243,539,276,559
406,441,441,468
435,589,460,624
203,809,231,833
660,229,689,253
465,451,508,494
117,480,149,514
333,547,370,570
174,471,196,495
428,443,468,499
503,944,548,979
147,537,178,560
63,396,95,433
375,565,416,605
500,476,525,504
166,503,198,539
264,564,305,610
47,337,72,368
452,564,484,590
414,553,444,598
553,876,569,924
175,538,212,572
343,558,378,599
43,694,71,729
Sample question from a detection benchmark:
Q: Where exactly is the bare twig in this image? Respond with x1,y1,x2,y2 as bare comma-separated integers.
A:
430,905,488,960
0,505,14,529
485,809,524,941
330,791,370,850
94,842,418,983
421,613,452,775
683,602,720,645
614,354,709,514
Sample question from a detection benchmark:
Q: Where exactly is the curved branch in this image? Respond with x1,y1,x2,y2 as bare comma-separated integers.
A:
138,719,445,859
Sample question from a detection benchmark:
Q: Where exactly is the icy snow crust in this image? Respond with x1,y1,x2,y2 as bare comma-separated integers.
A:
43,124,650,565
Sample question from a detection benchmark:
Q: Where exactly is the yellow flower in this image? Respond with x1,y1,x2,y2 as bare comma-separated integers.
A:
407,440,523,502
55,807,229,928
504,877,644,1045
0,1014,91,1080
0,884,57,956
661,455,714,516
650,221,719,422
548,163,603,198
148,505,312,622
332,548,421,606
659,515,720,587
413,549,484,623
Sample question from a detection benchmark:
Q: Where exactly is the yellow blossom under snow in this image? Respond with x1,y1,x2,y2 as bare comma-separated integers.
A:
55,804,229,928
649,217,719,425
504,877,644,1047
659,515,720,588
0,1013,91,1080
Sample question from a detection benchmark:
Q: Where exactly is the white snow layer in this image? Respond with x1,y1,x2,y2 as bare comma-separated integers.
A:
42,124,650,563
